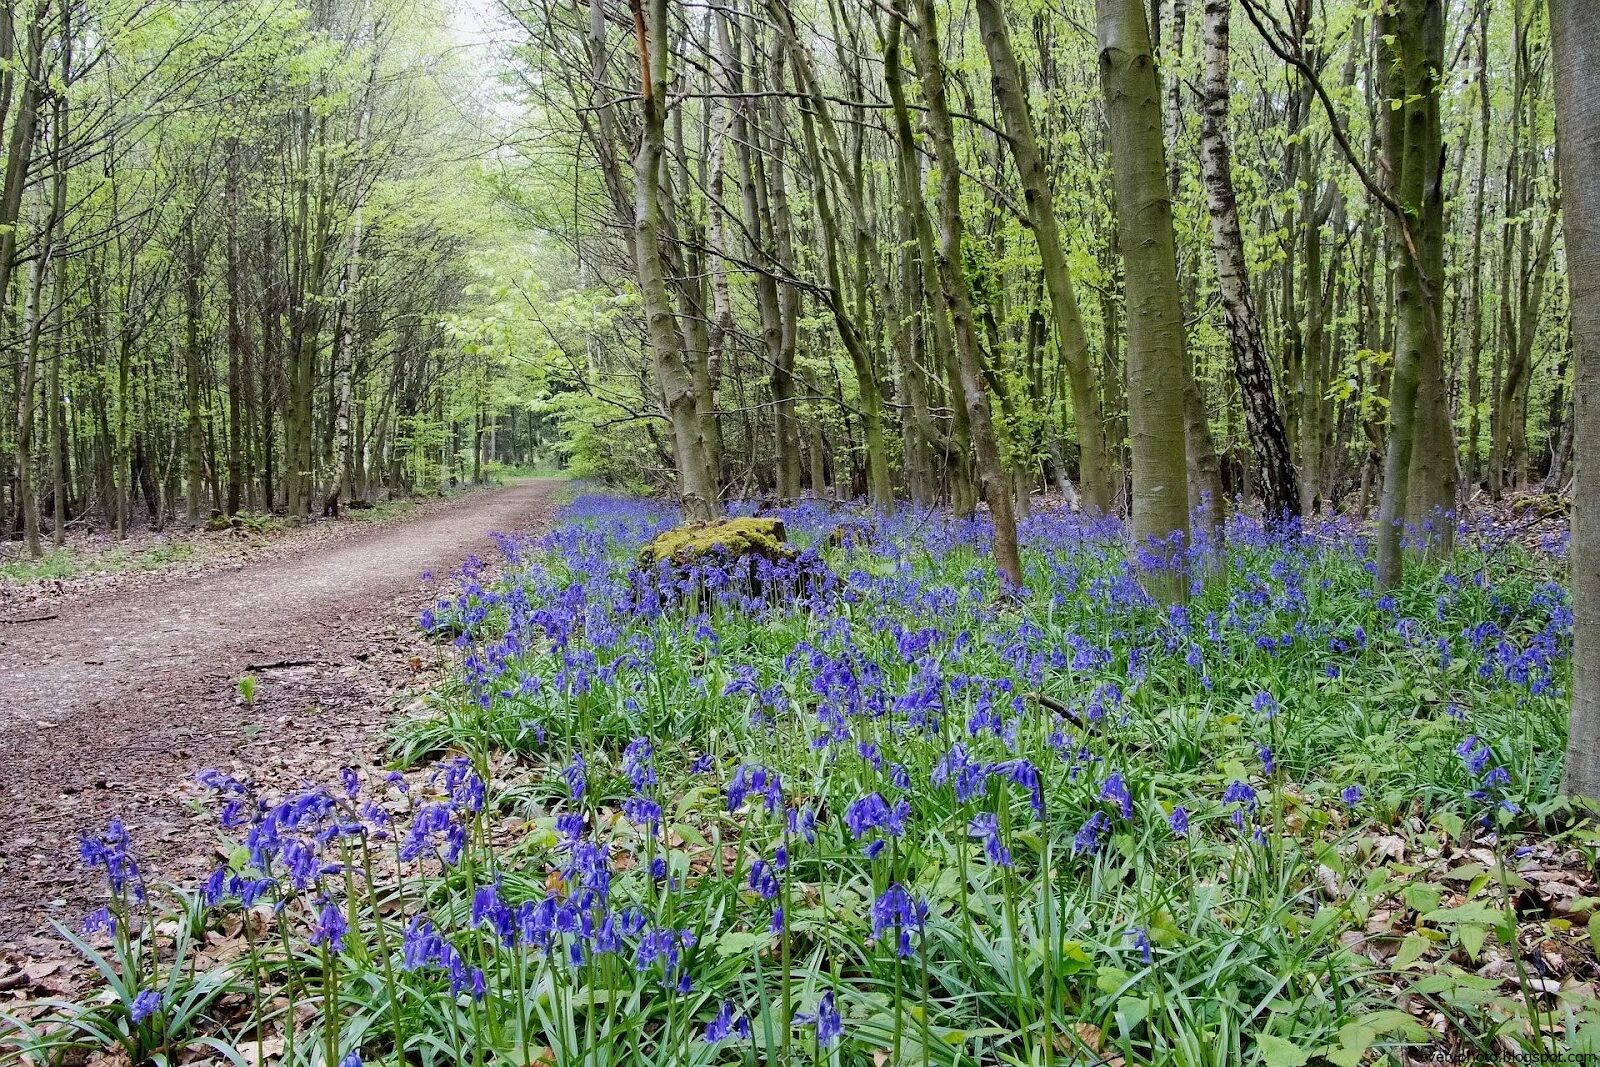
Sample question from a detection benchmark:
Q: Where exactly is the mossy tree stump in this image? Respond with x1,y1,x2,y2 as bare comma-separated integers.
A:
637,517,798,569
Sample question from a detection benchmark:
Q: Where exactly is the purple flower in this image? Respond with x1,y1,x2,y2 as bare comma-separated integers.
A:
800,991,842,1047
704,1000,751,1043
310,901,348,953
1168,806,1189,836
1256,745,1275,776
871,883,928,958
748,859,780,900
1456,735,1491,777
1100,771,1133,820
1073,811,1109,856
563,755,586,800
83,907,115,936
1130,927,1152,964
129,989,162,1024
1340,785,1362,808
968,812,1012,866
622,737,656,790
1252,691,1279,720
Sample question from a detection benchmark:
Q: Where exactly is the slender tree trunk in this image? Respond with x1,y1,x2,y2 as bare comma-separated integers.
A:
1374,0,1446,588
628,0,717,519
974,0,1112,513
1096,0,1191,599
1197,0,1299,520
906,0,1023,589
1464,5,1490,487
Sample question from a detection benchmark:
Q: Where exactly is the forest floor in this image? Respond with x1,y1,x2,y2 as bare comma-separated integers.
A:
0,478,565,976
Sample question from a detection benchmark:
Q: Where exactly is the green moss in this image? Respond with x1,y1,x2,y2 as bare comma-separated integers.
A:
638,517,797,567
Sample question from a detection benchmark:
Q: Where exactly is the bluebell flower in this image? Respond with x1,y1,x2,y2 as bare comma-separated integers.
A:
83,907,115,936
310,902,348,953
1456,736,1491,777
340,1053,362,1067
1100,771,1134,819
845,792,890,839
1073,811,1109,856
202,867,227,909
799,991,842,1047
1131,927,1152,964
79,820,140,898
871,883,929,958
704,1000,752,1043
129,989,162,1024
1168,806,1189,836
1257,744,1275,775
563,755,586,800
1340,785,1362,808
968,812,1012,866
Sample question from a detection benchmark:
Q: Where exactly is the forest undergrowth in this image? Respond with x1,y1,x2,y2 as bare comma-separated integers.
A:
5,492,1597,1067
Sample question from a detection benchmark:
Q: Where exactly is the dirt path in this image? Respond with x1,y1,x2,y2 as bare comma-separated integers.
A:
0,478,564,955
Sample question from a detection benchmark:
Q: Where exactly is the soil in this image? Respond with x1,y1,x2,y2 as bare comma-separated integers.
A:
0,478,564,964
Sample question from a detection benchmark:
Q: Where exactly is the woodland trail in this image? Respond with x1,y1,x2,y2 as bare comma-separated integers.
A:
0,479,565,954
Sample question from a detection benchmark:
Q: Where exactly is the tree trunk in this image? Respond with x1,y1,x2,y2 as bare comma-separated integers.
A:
1096,0,1191,599
1374,0,1446,588
1197,0,1299,521
906,0,1023,589
974,0,1113,513
1552,0,1600,797
628,0,718,519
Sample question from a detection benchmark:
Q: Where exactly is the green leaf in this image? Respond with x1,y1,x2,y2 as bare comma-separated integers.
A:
1115,995,1150,1035
1403,883,1443,913
1393,932,1430,969
1257,1033,1311,1067
715,930,771,957
1095,966,1134,996
1319,1023,1375,1067
1422,899,1504,927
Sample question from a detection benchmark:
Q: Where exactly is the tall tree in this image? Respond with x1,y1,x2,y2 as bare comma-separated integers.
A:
974,0,1113,514
1096,0,1191,597
627,0,718,519
1197,0,1299,521
905,0,1023,588
1551,0,1600,798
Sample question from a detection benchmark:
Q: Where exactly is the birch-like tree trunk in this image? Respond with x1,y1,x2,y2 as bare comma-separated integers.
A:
1197,0,1299,520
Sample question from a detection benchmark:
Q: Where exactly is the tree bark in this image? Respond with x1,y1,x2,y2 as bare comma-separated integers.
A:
628,0,718,519
906,0,1023,589
1373,0,1447,588
1552,0,1600,798
974,0,1113,514
1197,0,1299,521
1096,0,1192,599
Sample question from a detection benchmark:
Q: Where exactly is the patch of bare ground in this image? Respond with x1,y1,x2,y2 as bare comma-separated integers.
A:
0,478,564,988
